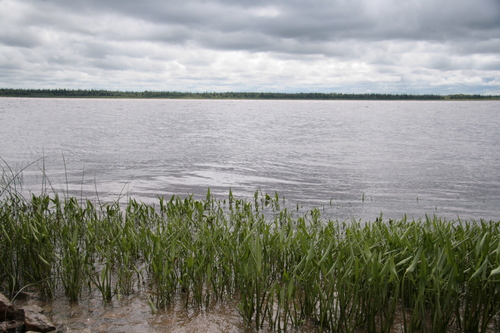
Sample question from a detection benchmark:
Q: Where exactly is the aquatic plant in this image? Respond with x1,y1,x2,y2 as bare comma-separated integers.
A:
1,175,499,332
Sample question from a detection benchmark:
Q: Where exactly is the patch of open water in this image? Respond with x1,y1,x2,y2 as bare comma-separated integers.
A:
1,98,499,221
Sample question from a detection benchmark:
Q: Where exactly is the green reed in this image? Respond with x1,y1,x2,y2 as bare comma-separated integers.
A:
1,172,499,332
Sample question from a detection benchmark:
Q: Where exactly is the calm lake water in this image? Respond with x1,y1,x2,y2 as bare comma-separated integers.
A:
1,97,499,221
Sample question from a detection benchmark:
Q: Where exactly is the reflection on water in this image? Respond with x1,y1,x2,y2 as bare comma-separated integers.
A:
14,288,495,333
1,98,499,222
51,296,246,333
15,289,320,333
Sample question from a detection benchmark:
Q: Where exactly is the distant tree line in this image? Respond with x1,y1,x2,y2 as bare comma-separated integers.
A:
0,88,498,100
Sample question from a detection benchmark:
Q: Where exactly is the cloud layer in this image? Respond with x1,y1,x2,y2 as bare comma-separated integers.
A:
1,0,499,94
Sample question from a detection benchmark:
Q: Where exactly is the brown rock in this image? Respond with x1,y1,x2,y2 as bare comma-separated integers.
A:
9,308,25,322
0,293,25,322
0,320,24,331
24,309,56,333
0,293,11,321
1,293,57,333
0,294,10,305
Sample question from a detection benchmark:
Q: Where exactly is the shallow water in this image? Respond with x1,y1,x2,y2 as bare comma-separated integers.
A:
15,292,244,332
13,289,497,333
1,98,499,221
15,289,319,333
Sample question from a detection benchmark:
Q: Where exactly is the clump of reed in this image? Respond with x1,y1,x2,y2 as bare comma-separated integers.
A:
1,176,499,332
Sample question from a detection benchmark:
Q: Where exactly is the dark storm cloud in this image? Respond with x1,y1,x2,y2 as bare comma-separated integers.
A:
0,0,499,93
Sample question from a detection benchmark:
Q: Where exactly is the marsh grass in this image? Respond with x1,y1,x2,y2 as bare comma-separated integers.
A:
1,169,499,332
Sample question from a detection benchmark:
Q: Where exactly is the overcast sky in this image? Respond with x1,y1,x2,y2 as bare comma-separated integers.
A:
1,0,499,94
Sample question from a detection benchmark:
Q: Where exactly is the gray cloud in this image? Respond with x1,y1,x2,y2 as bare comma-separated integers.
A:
0,0,499,93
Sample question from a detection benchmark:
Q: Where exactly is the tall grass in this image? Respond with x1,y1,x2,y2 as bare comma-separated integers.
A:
1,171,499,332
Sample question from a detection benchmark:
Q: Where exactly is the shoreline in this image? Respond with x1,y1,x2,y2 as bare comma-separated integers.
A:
1,88,499,100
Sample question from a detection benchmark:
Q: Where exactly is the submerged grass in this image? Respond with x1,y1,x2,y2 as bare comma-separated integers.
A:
1,177,499,332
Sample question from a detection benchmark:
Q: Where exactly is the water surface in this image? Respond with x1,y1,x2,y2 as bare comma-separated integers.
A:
1,98,499,221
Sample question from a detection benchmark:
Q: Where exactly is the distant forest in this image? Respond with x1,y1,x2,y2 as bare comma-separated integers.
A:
0,88,499,100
